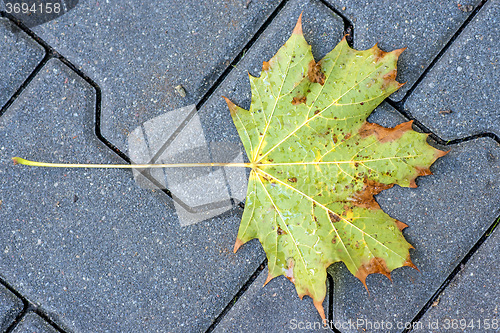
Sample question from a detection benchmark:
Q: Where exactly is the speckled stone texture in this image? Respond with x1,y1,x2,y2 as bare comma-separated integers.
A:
213,269,330,333
0,284,23,331
0,16,45,107
324,0,481,101
11,312,58,333
413,227,499,333
406,0,500,140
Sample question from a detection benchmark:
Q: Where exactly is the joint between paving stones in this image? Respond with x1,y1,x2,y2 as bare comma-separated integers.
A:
0,274,68,333
326,274,341,333
386,99,500,147
205,259,267,333
0,276,29,332
380,0,500,147
392,0,489,105
383,0,500,147
402,213,500,333
317,0,354,46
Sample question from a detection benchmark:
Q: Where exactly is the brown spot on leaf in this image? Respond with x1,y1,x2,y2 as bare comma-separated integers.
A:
352,178,394,209
416,166,433,176
355,257,392,291
262,61,270,71
288,177,297,183
285,258,295,283
308,60,326,85
372,45,386,62
292,95,307,105
331,237,337,244
359,120,414,143
383,69,397,82
277,226,286,235
328,211,341,223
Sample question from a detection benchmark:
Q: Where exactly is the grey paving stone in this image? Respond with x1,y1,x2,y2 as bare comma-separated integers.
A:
327,135,500,332
324,0,481,101
0,16,45,108
406,0,500,141
414,227,499,333
0,58,263,332
213,267,330,333
11,312,58,333
0,283,23,331
29,0,280,154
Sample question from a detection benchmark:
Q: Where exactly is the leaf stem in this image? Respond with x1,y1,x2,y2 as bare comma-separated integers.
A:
12,157,253,169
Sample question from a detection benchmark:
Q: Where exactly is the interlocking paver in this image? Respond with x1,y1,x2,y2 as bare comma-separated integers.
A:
406,0,499,141
0,58,262,332
0,16,45,107
213,268,330,333
414,227,499,333
29,0,280,154
324,0,481,101
0,283,23,331
328,133,500,332
11,312,58,333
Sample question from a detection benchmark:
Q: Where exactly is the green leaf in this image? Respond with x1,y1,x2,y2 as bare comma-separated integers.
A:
224,14,447,320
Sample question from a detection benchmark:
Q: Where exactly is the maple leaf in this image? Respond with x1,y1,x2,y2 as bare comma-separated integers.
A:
223,14,447,320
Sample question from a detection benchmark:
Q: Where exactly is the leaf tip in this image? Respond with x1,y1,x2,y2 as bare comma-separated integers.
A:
263,272,274,286
403,254,419,272
12,157,20,165
313,299,326,322
233,237,244,253
395,220,408,231
292,12,303,35
393,47,407,58
222,96,238,116
435,149,450,159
